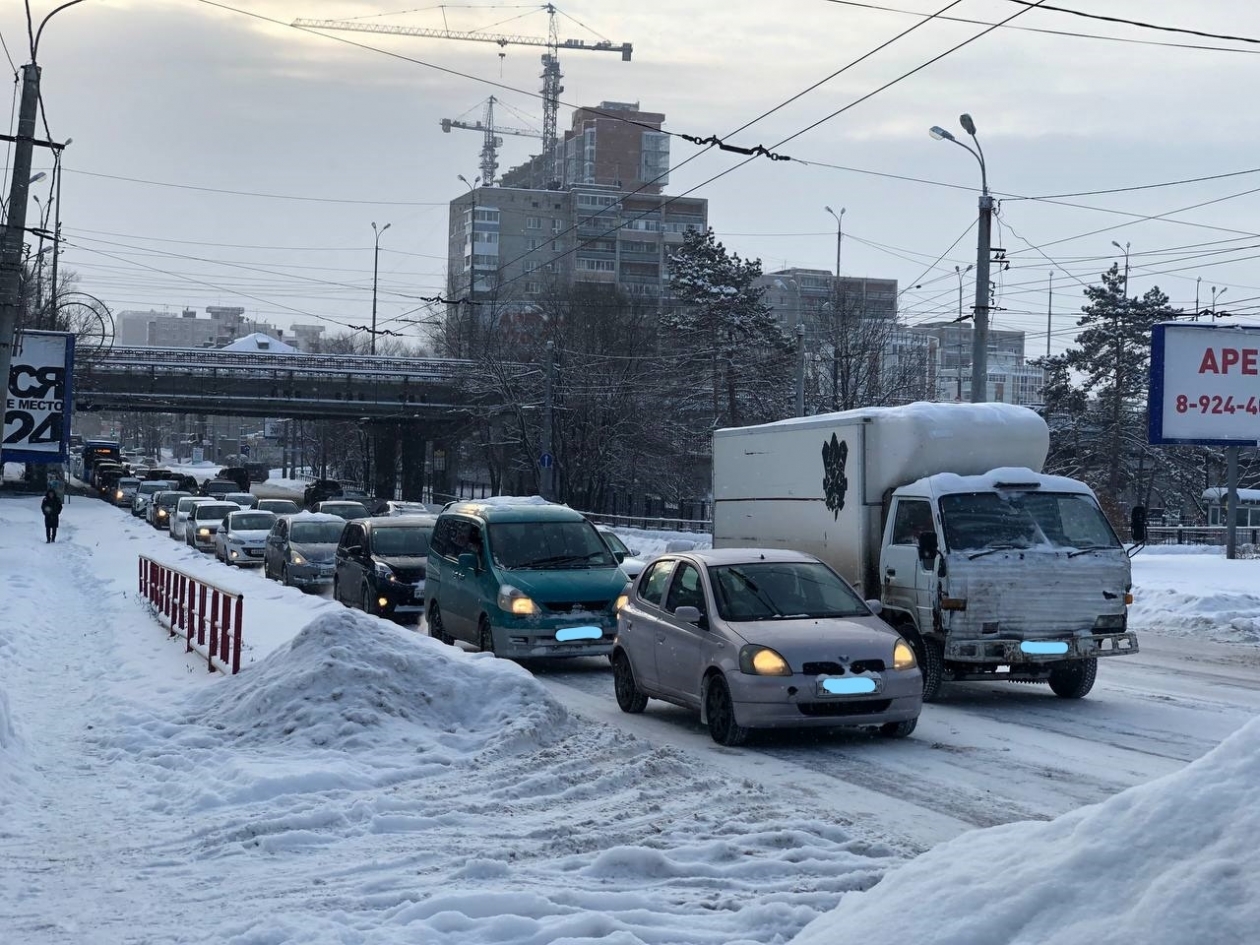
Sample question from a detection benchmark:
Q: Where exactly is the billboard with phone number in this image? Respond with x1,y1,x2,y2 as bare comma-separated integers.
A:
2,330,75,464
1149,322,1260,446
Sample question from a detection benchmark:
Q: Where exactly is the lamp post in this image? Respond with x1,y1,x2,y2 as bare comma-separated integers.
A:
954,263,972,400
824,205,845,279
1211,286,1228,317
48,138,69,330
1111,240,1131,298
931,114,991,403
370,221,390,355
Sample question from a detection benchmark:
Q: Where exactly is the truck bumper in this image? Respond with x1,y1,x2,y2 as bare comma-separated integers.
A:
945,631,1138,663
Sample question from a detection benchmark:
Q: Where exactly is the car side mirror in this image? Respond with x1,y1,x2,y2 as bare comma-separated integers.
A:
865,599,884,616
917,531,940,563
1130,506,1147,543
613,550,627,564
673,605,704,626
457,552,479,571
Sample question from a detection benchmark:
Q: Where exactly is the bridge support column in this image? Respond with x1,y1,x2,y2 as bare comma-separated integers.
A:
372,425,398,501
430,441,456,505
401,428,425,502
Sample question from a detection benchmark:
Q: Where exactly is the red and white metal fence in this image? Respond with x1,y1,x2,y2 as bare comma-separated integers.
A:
138,555,245,674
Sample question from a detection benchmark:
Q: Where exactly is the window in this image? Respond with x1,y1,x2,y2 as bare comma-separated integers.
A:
473,208,499,223
552,240,562,252
891,500,934,545
552,218,562,233
664,563,706,616
638,561,674,606
526,216,542,230
526,238,540,251
576,258,615,272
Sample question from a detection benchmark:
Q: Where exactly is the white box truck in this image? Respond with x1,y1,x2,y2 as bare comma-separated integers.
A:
712,402,1138,700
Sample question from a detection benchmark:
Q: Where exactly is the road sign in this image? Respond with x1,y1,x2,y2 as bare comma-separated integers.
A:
539,452,553,469
192,447,203,463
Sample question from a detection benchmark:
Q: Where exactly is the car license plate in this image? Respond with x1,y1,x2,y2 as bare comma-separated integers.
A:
816,676,880,697
555,626,602,642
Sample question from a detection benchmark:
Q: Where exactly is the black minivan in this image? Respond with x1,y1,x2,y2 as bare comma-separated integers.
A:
334,515,437,621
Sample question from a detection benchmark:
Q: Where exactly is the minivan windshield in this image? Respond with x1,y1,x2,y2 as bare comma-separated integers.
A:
290,521,346,544
489,521,616,570
939,490,1121,554
710,561,870,621
372,526,432,557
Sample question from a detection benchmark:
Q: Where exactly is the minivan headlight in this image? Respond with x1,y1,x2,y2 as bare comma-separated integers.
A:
374,560,395,581
498,584,539,615
290,551,306,566
893,639,917,671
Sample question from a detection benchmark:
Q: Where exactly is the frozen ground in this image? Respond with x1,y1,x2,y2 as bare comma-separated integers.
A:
1,495,1258,944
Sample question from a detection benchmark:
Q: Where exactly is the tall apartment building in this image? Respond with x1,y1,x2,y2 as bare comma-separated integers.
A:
447,183,707,307
755,269,900,329
499,101,670,193
920,322,1044,405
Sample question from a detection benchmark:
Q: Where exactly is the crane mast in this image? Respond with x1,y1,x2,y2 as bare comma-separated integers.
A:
441,96,543,186
293,5,632,186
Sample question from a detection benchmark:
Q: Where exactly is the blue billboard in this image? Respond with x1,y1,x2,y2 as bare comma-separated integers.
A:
2,329,75,465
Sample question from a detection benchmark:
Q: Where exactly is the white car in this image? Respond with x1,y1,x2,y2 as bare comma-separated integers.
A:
186,502,241,553
214,510,277,566
170,496,215,541
223,491,259,509
597,525,647,579
132,480,175,519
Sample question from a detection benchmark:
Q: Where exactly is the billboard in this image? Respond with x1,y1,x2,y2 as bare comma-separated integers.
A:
2,330,75,464
1149,322,1260,446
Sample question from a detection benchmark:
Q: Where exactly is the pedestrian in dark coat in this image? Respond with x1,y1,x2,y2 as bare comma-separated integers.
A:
41,488,63,543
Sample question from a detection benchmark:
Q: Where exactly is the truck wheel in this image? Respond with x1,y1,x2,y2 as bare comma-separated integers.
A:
878,717,918,739
902,626,944,702
612,651,648,713
1048,657,1097,699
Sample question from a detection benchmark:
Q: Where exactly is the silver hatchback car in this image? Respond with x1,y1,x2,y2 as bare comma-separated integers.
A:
612,548,923,746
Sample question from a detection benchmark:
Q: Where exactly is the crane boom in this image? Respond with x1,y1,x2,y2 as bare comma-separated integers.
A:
290,20,632,60
441,96,542,185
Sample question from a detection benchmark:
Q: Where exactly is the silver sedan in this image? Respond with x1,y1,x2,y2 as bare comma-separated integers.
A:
612,548,922,746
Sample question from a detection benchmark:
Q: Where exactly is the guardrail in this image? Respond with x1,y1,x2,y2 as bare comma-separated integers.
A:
1146,526,1260,546
138,555,245,674
582,511,712,535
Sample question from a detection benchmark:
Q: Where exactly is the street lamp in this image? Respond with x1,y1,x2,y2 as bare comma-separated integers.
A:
1111,240,1131,298
1212,286,1228,318
370,221,391,355
930,113,992,403
824,205,845,278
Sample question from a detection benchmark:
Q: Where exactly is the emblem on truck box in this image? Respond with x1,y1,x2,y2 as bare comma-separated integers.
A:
822,433,849,519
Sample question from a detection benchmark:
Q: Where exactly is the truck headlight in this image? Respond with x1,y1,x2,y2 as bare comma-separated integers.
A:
893,639,917,671
115,490,124,499
498,584,539,615
198,527,210,537
739,645,792,676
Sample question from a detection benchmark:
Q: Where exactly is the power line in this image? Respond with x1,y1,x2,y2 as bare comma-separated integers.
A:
1003,0,1260,46
825,0,1260,55
1007,166,1260,201
64,168,449,206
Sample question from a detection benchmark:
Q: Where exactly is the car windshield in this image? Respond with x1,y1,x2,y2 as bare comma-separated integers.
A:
291,522,345,544
118,478,141,489
939,490,1121,553
488,521,616,570
226,493,254,503
323,503,368,520
600,530,630,556
205,481,234,492
372,526,432,556
230,513,275,531
193,505,236,522
176,498,202,512
259,501,299,514
710,561,870,621
159,492,190,507
138,482,168,495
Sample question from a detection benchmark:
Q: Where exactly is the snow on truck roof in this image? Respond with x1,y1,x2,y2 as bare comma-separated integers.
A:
715,401,1044,437
906,466,1097,499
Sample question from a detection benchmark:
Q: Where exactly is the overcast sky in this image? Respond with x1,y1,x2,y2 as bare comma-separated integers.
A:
5,0,1260,355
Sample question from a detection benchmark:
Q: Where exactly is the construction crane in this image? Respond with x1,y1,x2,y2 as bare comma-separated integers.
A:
292,5,632,183
441,96,543,186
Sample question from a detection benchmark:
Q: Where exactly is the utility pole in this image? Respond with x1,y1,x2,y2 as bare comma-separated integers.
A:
541,340,555,500
795,322,806,417
370,221,390,355
0,64,42,424
971,191,993,403
1046,270,1053,358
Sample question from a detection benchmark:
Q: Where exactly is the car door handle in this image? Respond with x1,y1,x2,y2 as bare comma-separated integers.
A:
885,568,896,577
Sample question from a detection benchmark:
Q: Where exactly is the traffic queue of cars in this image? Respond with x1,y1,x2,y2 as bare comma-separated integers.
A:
120,489,926,746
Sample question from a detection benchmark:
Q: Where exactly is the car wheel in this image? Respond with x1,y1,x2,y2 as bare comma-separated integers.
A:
478,616,498,656
878,717,918,739
705,675,748,747
612,651,648,714
332,576,341,603
429,604,453,645
361,581,375,615
1048,657,1097,699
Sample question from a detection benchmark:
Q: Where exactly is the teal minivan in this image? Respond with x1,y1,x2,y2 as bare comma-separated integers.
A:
426,500,629,658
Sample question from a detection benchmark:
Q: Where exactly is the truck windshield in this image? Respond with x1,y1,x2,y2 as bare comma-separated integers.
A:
939,491,1120,553
709,561,870,621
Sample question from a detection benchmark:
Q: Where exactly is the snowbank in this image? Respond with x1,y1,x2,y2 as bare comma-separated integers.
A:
792,715,1260,945
1130,554,1260,645
186,609,568,755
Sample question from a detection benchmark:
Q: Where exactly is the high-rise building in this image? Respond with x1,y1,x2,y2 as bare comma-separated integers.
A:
920,322,1044,405
499,101,669,193
755,269,900,329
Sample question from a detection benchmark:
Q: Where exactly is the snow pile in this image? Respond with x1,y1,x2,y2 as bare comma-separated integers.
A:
186,609,568,754
1130,554,1260,644
793,716,1260,945
0,686,15,752
221,332,298,353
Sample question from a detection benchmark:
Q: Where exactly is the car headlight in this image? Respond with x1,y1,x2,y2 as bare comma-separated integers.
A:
497,584,539,615
197,527,210,537
738,645,792,676
290,551,306,566
157,510,167,518
614,593,629,612
893,639,918,671
373,560,395,582
115,490,123,499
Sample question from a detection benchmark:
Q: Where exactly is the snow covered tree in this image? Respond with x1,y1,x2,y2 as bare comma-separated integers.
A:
661,229,792,428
